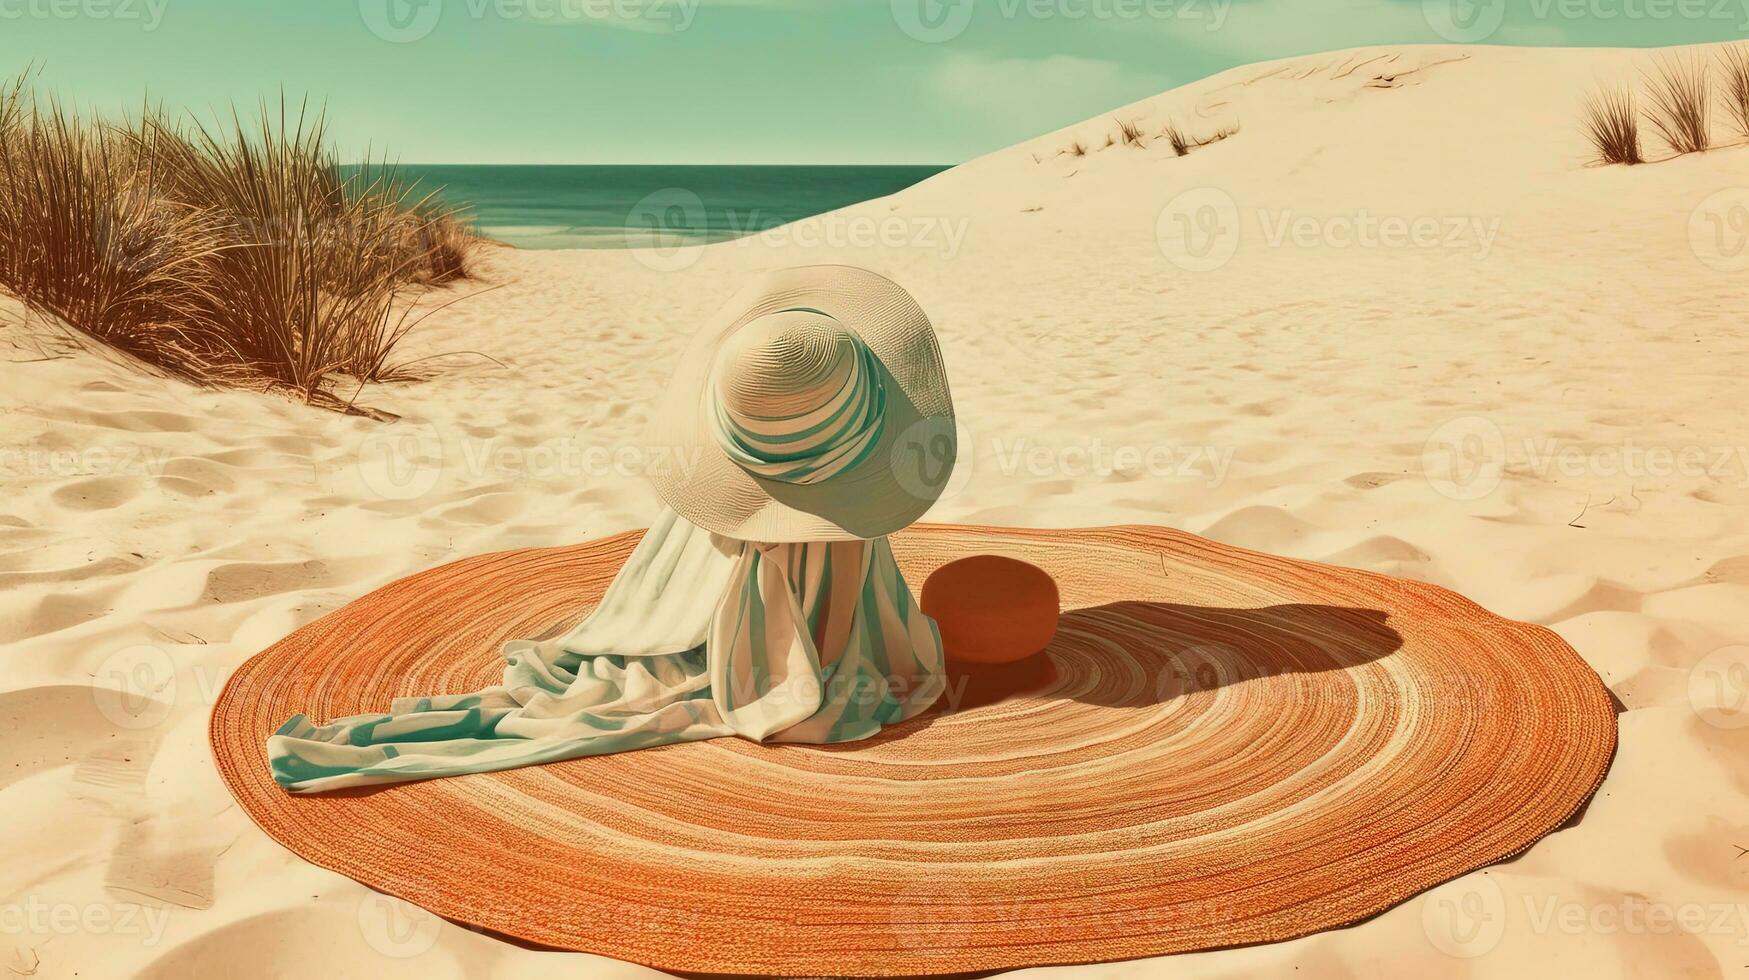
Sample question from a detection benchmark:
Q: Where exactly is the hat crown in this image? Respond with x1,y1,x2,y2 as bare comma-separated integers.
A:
709,309,887,486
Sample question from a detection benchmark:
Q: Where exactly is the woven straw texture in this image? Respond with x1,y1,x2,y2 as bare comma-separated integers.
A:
210,524,1616,976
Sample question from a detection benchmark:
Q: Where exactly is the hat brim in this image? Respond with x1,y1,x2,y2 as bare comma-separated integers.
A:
646,265,956,542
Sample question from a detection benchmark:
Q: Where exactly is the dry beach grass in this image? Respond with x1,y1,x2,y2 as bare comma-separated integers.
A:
1642,54,1712,156
0,76,479,408
1581,83,1642,165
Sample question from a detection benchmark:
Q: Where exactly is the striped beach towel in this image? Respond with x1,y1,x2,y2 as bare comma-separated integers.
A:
267,508,945,793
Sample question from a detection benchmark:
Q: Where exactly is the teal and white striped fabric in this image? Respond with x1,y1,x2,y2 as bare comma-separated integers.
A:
267,508,946,793
709,318,887,486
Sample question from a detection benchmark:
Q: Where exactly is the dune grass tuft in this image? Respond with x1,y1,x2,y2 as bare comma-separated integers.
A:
1162,120,1190,157
1720,44,1749,142
1161,119,1236,157
1581,83,1642,165
0,93,226,380
1200,124,1239,148
0,77,479,408
1114,117,1145,147
1641,55,1710,155
408,210,477,285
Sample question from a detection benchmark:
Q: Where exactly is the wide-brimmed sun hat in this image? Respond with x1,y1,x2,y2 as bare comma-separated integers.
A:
210,522,1616,976
646,264,955,542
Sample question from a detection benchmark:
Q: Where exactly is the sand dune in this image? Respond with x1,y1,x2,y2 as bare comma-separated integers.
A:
4,42,1748,978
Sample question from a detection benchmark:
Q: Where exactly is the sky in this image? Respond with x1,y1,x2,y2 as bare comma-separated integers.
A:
3,0,1746,163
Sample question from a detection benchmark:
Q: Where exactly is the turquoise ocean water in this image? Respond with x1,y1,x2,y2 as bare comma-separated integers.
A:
386,164,951,250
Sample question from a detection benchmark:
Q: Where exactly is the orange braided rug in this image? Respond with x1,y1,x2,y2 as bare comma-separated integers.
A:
210,524,1616,976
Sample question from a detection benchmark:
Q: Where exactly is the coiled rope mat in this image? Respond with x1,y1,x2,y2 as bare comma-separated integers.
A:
210,524,1616,976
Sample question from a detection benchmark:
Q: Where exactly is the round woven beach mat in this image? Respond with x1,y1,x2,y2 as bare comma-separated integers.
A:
211,524,1616,976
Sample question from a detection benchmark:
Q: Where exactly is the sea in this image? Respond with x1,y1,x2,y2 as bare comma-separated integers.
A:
382,164,951,250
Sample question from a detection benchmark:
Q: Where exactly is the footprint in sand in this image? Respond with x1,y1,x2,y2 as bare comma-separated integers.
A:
0,685,166,795
1236,398,1287,417
198,559,338,605
157,457,239,494
1344,471,1407,490
49,476,142,512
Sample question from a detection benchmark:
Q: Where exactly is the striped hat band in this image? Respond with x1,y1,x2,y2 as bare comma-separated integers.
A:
708,309,887,486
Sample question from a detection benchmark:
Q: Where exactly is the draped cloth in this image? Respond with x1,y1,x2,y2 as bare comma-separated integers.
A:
266,509,946,793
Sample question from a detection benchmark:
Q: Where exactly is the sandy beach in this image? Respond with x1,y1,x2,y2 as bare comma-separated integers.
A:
4,41,1748,978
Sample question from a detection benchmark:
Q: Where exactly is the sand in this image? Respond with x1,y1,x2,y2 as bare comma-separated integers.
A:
3,41,1747,979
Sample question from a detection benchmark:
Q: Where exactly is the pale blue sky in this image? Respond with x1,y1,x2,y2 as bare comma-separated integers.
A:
3,0,1744,163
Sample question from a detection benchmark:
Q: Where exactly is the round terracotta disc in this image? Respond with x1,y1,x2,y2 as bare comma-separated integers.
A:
210,524,1616,976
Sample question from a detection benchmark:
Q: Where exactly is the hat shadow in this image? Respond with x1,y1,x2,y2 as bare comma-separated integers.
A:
876,600,1404,738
